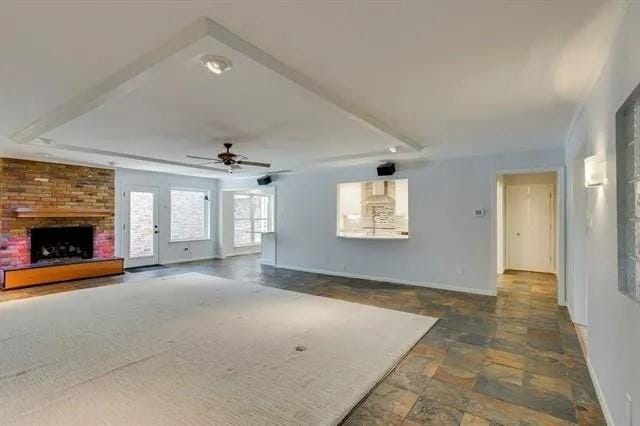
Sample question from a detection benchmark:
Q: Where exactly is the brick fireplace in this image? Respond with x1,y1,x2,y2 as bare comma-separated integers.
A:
0,158,115,268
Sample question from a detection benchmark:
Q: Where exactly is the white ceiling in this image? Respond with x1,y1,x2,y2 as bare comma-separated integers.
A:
0,0,623,177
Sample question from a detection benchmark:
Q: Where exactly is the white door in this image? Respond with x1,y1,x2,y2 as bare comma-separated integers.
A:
124,185,159,267
506,184,554,273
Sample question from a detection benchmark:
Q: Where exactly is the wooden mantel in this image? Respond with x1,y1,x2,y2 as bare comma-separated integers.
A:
13,207,111,218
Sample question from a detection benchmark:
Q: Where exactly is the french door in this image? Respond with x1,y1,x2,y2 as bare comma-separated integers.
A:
124,185,159,267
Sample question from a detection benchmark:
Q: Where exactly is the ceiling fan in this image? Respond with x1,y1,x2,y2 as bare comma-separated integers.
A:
186,142,271,173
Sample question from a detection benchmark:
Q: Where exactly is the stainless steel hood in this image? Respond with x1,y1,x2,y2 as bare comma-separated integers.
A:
363,181,395,205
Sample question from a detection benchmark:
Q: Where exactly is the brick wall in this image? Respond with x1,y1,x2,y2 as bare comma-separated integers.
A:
0,159,115,267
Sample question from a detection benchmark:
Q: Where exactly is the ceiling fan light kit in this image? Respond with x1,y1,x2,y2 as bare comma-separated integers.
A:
187,142,271,173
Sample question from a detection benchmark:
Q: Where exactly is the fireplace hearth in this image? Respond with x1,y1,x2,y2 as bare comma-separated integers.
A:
30,226,93,264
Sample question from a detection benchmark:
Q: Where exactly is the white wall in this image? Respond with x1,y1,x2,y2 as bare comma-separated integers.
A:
567,142,588,326
496,175,505,274
267,149,564,295
115,168,219,264
503,172,556,185
564,3,640,424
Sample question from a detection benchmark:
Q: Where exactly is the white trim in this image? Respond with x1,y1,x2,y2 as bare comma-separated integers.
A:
586,357,615,426
222,249,262,258
260,260,275,266
233,243,261,249
160,255,219,265
275,264,497,296
491,166,566,306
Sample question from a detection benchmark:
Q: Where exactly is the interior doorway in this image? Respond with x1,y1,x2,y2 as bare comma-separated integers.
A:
499,172,557,274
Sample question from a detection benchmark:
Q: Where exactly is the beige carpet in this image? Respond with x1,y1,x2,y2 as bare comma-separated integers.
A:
0,273,437,425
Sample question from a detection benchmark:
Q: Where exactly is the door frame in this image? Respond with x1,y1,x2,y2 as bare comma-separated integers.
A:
505,183,555,273
123,185,159,268
491,166,566,306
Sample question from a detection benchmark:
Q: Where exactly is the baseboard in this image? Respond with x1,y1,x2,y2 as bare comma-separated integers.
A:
221,249,261,258
160,255,219,265
260,260,275,266
274,264,497,296
586,357,615,426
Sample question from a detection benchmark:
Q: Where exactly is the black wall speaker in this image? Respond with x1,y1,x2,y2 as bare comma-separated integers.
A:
377,162,396,176
257,175,272,186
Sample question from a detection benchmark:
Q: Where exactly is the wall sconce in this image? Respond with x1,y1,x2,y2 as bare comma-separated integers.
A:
585,155,607,187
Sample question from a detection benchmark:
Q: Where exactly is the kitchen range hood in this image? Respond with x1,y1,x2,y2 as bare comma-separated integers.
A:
363,181,395,205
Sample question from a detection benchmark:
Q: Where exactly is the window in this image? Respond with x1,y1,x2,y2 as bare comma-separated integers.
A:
616,81,640,302
170,189,210,242
337,179,409,239
234,193,271,246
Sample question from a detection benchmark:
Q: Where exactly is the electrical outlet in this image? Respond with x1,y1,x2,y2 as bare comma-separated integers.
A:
626,393,632,426
456,265,464,275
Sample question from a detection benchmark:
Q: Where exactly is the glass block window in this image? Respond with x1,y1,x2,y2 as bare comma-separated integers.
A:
616,82,640,302
170,189,210,242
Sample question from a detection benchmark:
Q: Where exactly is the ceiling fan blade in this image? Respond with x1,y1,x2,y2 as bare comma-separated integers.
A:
186,155,218,161
237,160,271,168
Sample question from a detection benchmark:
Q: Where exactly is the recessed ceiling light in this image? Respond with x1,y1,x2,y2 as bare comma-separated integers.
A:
200,55,232,75
32,137,55,146
388,145,399,153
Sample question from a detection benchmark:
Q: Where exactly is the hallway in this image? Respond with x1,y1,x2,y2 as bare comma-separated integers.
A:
0,258,604,425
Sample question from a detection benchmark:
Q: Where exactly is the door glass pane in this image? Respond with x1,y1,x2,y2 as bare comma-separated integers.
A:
129,191,154,258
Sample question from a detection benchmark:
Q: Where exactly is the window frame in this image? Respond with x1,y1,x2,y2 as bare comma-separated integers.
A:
169,187,211,243
233,193,272,248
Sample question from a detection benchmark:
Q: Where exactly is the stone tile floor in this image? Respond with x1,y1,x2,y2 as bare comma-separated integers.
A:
0,255,604,425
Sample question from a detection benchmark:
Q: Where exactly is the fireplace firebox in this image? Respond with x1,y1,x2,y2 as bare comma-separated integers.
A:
30,226,93,264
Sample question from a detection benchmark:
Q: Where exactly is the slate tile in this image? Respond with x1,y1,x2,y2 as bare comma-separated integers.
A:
386,354,434,393
421,377,471,410
465,392,525,425
406,397,464,425
343,400,405,426
485,348,526,370
434,362,478,390
460,412,492,425
443,342,488,372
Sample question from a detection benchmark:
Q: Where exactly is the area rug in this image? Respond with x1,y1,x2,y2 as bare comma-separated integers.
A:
0,273,437,425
